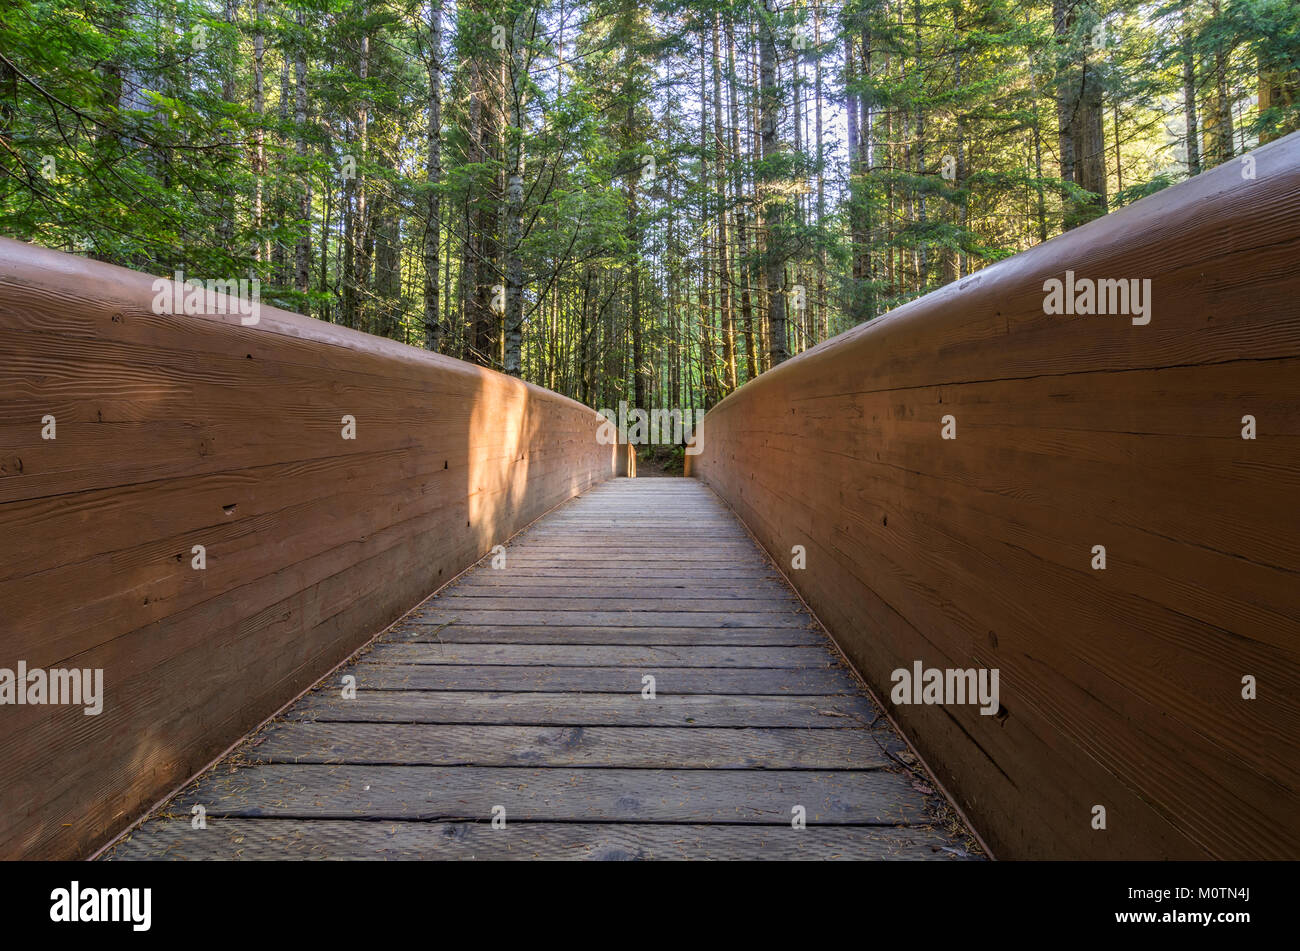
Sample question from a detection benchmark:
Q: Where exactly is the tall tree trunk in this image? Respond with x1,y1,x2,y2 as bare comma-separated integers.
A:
319,179,332,322
341,9,370,330
759,0,788,367
698,48,716,405
846,34,862,303
504,11,528,375
882,45,894,296
373,147,401,337
1076,74,1107,217
858,20,873,316
272,56,290,284
355,24,371,330
252,0,266,262
814,0,827,341
463,56,485,362
1033,109,1048,242
628,185,644,407
466,25,502,368
913,0,928,289
712,15,736,391
621,3,646,409
1053,0,1107,230
294,8,312,307
945,4,966,283
726,19,757,382
1182,27,1201,175
218,0,240,253
423,0,443,350
1203,0,1235,166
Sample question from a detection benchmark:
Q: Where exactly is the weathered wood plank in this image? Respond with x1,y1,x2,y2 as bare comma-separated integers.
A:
389,624,826,646
360,644,831,668
105,820,967,861
442,582,788,597
241,723,897,767
412,610,809,628
286,690,880,728
339,662,858,693
427,596,802,612
455,568,780,579
474,557,772,566
166,765,931,824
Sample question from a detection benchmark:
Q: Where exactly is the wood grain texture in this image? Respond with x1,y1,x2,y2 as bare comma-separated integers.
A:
691,134,1300,859
0,237,615,859
355,644,830,667
239,722,900,767
338,662,858,692
105,820,964,860
282,689,880,727
146,764,933,823
239,722,899,769
391,624,825,645
105,478,976,860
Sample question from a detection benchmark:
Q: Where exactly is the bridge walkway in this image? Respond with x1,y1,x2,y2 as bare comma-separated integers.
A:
105,478,977,860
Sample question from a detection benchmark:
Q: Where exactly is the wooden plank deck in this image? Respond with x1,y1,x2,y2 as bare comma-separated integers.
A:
104,478,980,860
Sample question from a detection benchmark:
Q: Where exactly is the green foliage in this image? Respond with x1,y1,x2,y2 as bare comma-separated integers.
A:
2,0,1295,406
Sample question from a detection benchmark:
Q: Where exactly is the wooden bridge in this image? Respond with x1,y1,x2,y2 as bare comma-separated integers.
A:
2,133,1298,861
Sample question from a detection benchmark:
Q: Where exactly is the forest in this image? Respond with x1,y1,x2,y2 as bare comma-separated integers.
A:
2,0,1298,414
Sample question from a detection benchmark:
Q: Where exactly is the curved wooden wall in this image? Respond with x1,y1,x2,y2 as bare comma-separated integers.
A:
0,238,614,858
693,133,1300,859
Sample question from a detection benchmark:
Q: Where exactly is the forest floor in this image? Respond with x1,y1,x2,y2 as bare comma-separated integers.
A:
636,445,686,477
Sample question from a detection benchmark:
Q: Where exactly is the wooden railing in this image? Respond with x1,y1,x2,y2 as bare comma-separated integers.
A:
692,132,1300,859
0,239,614,858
